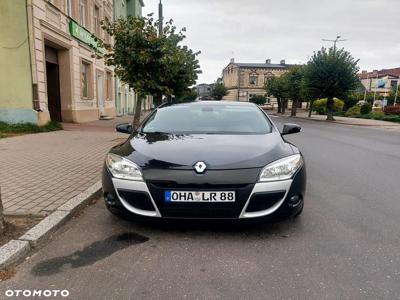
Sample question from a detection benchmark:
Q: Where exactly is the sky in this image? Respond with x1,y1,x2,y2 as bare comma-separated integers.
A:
143,0,400,84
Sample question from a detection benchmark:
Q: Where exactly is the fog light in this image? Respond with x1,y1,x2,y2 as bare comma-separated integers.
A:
288,195,301,208
105,193,116,206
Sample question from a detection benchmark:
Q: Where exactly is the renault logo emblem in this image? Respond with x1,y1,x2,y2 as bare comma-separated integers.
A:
193,161,207,174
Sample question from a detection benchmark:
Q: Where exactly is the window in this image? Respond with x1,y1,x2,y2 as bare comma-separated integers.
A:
65,0,72,16
81,61,91,98
106,71,113,100
94,5,100,36
79,0,87,27
104,17,111,43
142,104,272,134
249,73,258,85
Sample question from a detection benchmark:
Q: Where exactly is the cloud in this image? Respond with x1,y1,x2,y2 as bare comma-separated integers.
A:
144,0,400,83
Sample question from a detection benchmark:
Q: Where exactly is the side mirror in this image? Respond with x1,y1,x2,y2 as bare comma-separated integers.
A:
282,123,301,135
116,123,134,134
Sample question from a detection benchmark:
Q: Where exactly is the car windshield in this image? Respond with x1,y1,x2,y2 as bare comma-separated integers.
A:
142,103,272,134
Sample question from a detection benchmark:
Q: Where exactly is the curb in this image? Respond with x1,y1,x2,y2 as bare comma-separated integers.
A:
0,181,102,270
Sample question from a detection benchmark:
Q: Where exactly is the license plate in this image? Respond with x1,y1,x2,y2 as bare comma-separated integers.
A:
165,191,235,202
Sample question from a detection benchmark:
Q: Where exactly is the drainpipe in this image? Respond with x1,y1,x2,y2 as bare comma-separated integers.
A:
26,0,39,110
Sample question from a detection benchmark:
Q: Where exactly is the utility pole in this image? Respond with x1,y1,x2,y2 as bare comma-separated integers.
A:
322,35,347,50
158,0,163,36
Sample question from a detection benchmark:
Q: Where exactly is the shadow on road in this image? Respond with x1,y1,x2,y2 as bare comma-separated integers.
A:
31,232,149,277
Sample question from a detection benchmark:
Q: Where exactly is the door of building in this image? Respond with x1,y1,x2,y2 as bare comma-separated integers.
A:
45,46,62,122
97,73,105,116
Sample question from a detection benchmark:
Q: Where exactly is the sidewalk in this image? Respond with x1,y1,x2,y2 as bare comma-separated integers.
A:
0,116,135,216
271,111,400,131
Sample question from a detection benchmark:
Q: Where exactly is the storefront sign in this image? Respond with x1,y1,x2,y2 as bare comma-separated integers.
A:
69,20,104,53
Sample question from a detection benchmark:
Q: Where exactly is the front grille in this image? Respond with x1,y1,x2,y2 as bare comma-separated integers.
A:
245,191,286,212
147,182,254,218
118,190,156,211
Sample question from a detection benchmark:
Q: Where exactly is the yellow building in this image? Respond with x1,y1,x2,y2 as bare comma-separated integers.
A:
222,59,290,102
0,0,115,124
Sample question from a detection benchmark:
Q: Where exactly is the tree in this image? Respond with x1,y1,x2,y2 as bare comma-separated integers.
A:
265,75,289,113
249,95,267,105
285,66,306,116
178,88,197,102
304,47,360,121
212,82,228,100
99,16,201,127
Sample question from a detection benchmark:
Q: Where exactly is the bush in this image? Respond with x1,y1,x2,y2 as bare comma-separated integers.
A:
249,95,267,105
0,121,62,136
382,115,400,123
384,105,400,115
360,103,372,115
371,111,385,120
345,105,361,117
312,98,345,115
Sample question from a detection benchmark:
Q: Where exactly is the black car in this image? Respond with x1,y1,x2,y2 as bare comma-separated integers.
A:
102,101,306,221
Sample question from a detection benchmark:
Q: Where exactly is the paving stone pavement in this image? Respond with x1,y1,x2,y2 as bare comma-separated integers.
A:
0,117,135,216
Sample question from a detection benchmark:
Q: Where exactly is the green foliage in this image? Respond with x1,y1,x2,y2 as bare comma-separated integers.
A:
344,92,363,110
265,75,290,112
249,95,267,105
312,98,344,115
98,16,201,99
345,105,361,117
212,83,228,100
177,88,197,102
360,103,372,115
265,75,288,100
304,47,360,119
0,121,62,138
371,111,385,119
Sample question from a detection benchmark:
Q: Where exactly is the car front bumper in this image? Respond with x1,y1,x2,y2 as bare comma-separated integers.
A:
102,165,306,220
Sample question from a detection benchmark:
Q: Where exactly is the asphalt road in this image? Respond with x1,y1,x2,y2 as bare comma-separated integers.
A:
1,116,400,299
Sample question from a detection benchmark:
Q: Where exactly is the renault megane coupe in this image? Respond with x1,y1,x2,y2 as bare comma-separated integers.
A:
102,101,306,221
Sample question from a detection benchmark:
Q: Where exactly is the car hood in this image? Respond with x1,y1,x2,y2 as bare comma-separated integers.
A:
111,132,294,170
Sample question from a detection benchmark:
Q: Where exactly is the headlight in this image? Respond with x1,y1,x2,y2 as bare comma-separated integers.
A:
105,153,143,181
259,154,303,182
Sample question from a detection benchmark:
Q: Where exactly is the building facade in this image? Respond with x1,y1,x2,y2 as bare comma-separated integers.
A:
222,59,290,102
196,83,213,98
0,0,115,124
113,0,152,116
359,68,400,97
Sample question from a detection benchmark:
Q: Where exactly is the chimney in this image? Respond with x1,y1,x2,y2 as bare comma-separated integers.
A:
230,58,235,63
265,59,271,64
280,59,286,65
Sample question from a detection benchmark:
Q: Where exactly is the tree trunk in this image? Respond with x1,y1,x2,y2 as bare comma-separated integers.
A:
308,100,314,118
291,100,297,116
153,93,163,107
281,101,286,114
326,97,335,121
0,186,5,234
277,98,282,113
133,95,144,128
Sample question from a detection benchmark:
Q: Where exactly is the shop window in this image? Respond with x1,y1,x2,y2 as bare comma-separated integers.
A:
106,71,113,100
81,61,92,98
